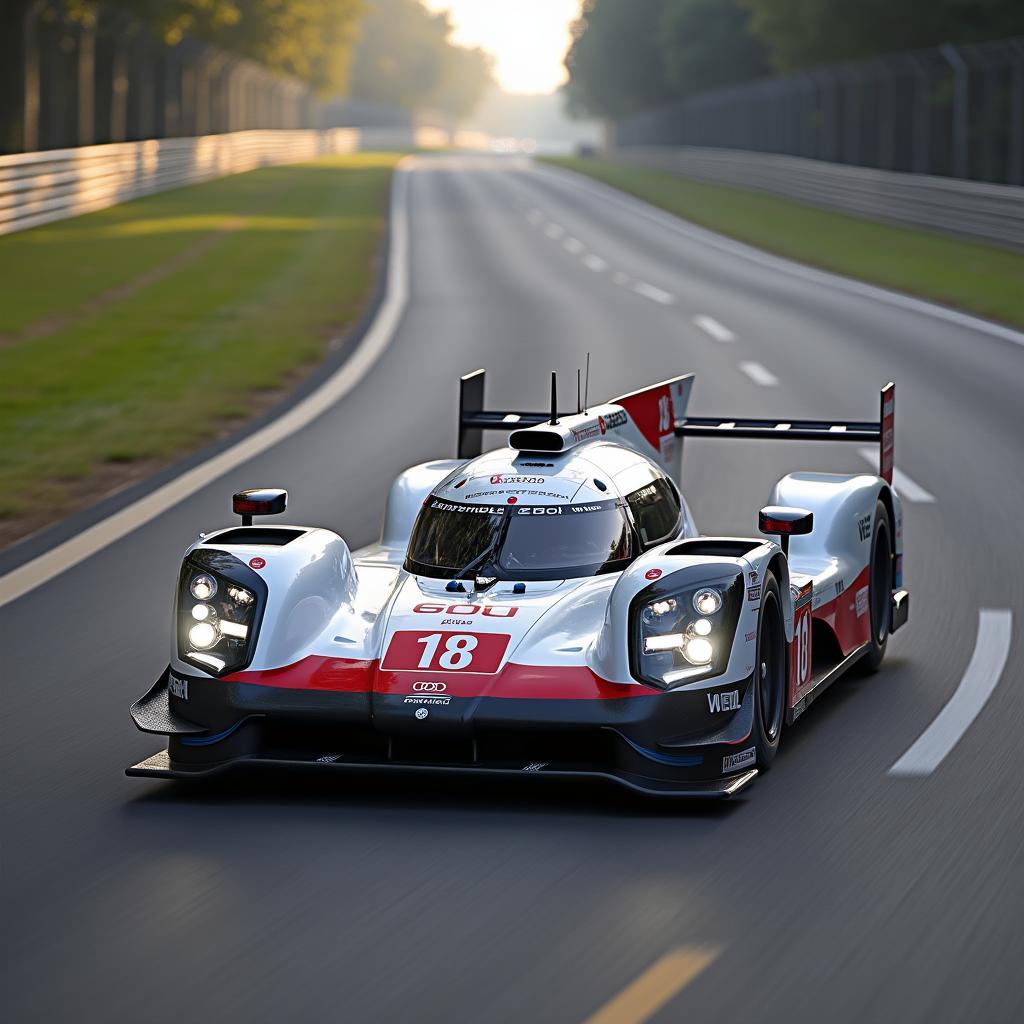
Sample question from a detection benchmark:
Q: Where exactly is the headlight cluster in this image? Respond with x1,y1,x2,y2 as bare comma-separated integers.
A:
631,571,742,688
176,553,265,676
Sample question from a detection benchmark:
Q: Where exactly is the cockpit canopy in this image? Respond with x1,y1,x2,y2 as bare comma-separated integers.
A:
404,445,684,581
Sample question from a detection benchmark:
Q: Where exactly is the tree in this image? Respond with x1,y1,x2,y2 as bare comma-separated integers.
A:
739,0,1024,71
347,0,493,119
564,0,674,120
659,0,770,96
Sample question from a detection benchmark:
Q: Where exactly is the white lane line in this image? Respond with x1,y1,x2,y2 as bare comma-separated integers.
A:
537,163,1024,350
889,610,1013,777
857,447,936,503
0,159,416,610
526,208,544,225
563,237,585,254
544,222,564,239
582,254,608,272
632,281,675,305
692,315,735,342
738,361,779,387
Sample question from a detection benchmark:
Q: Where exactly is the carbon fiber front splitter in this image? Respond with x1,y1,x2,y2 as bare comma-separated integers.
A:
126,749,758,798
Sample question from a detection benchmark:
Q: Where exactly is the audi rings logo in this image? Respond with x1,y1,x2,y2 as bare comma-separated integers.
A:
412,680,447,693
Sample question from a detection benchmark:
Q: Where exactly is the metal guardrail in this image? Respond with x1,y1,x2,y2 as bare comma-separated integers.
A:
0,127,453,236
611,146,1024,251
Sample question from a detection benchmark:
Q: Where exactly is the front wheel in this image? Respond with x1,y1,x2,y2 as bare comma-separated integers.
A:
752,572,786,769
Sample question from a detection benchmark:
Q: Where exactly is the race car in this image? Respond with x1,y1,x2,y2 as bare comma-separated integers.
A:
128,370,909,797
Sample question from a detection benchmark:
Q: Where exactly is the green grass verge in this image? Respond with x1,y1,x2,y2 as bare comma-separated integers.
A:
544,157,1024,329
0,152,400,535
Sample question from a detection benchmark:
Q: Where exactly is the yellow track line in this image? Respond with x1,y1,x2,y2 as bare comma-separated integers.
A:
581,946,720,1024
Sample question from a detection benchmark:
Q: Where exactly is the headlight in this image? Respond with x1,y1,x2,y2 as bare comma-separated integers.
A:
190,574,217,600
631,569,743,688
176,551,266,676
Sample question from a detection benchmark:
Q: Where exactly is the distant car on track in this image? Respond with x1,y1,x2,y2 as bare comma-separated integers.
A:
128,370,908,797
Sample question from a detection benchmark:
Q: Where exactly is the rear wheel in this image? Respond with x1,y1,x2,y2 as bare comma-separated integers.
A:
753,572,786,769
861,500,892,674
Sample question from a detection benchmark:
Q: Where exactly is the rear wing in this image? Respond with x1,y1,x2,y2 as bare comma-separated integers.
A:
457,371,895,485
675,380,895,484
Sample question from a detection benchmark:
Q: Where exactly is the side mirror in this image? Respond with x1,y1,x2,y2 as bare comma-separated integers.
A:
758,505,813,558
233,488,288,526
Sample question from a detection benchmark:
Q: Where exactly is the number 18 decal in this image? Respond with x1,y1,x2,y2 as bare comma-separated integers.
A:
382,631,510,674
790,597,813,698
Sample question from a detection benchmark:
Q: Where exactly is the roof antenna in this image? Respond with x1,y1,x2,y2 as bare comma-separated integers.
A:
583,352,591,414
549,371,558,425
576,368,582,414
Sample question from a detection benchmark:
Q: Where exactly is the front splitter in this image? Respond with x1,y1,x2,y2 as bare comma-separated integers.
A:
127,749,758,798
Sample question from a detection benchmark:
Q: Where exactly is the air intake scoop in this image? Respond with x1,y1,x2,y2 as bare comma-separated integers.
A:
509,406,627,452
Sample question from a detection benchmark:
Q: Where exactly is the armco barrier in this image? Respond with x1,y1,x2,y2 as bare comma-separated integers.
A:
612,146,1024,251
0,127,450,236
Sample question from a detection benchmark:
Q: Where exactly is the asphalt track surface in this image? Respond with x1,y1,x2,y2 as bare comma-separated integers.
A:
3,154,1024,1023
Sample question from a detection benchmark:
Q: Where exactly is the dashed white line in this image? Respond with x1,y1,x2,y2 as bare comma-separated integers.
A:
857,447,936,503
693,315,735,342
582,254,608,272
889,609,1013,777
738,361,779,387
563,237,585,254
544,222,564,239
632,281,675,305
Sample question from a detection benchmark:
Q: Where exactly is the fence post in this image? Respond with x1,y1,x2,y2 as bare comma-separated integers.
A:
940,43,969,179
907,54,931,174
1008,40,1023,185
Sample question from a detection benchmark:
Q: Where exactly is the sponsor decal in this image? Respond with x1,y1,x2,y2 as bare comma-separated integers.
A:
857,514,872,542
518,506,563,515
316,753,342,763
404,695,451,705
413,603,517,618
168,672,188,700
248,556,266,570
412,680,446,692
855,585,870,618
644,568,663,580
722,747,756,772
431,500,505,515
744,631,756,643
570,423,602,442
747,585,761,602
522,762,548,772
414,708,429,720
707,689,740,713
491,474,544,485
570,504,602,513
748,569,759,585
602,410,628,430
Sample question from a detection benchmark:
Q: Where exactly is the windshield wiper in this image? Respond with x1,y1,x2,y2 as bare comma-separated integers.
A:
451,520,508,582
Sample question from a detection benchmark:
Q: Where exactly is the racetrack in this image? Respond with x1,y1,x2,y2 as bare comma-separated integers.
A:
3,153,1023,1023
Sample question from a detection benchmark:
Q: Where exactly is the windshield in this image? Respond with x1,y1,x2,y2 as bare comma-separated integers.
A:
406,498,633,580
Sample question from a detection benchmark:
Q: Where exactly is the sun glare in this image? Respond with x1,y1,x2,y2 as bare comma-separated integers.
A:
423,0,582,94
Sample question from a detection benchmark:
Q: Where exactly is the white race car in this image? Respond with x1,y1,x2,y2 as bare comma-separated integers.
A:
128,371,909,797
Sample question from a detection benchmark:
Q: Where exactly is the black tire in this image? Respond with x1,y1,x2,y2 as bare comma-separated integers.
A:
753,571,786,769
861,500,892,674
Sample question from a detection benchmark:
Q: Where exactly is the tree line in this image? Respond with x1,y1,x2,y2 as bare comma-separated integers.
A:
22,0,492,117
565,0,1024,119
